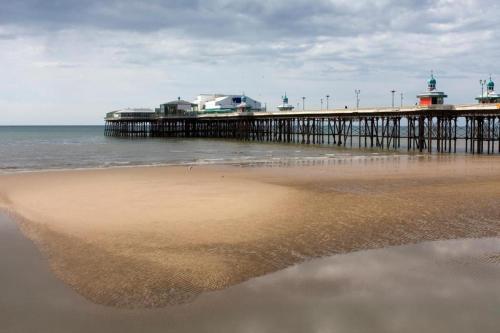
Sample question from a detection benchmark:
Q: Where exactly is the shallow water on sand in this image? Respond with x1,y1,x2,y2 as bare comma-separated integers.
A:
1,212,499,333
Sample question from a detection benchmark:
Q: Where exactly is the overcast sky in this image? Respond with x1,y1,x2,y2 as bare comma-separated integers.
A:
0,0,498,124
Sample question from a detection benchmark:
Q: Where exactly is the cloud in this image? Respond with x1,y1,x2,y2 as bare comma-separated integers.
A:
0,0,499,124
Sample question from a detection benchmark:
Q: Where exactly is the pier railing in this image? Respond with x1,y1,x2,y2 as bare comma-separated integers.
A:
104,104,500,154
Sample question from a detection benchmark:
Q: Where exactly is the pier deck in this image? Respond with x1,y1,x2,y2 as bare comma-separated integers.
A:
105,104,500,154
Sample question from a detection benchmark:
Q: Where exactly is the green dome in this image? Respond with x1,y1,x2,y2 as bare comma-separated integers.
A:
428,76,436,85
487,79,494,89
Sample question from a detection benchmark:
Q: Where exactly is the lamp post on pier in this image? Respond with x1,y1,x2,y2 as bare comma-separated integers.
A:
320,98,323,111
479,79,486,104
354,89,360,110
302,96,306,111
391,90,396,109
400,92,404,108
326,94,330,110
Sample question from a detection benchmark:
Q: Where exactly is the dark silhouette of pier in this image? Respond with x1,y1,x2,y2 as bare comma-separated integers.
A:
105,104,500,154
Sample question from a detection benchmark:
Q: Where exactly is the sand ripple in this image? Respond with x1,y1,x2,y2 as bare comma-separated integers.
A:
1,157,500,308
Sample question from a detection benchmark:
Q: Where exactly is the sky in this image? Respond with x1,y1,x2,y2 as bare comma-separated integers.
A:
0,0,499,125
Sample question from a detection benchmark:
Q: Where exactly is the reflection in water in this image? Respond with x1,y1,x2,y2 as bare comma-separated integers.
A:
185,238,500,333
1,210,499,333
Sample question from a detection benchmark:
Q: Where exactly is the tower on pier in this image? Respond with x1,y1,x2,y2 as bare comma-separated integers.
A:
476,76,500,104
417,72,448,106
276,93,295,111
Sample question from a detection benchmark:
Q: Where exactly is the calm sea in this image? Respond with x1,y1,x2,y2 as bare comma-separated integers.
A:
0,126,395,172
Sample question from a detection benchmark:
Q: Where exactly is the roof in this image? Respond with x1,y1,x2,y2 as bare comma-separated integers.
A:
198,94,226,97
417,91,448,98
214,96,230,102
164,100,196,106
476,92,500,100
111,108,154,113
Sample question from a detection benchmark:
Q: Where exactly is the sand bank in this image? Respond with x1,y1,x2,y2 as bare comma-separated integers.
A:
1,155,500,307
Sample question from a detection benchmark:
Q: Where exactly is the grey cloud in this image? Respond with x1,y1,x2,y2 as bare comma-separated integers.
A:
3,0,494,41
0,33,16,40
0,0,498,111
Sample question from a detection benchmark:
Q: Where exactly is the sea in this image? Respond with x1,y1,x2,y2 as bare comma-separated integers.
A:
0,125,399,172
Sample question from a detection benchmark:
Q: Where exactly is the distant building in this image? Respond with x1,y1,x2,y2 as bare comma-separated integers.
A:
417,73,448,106
106,108,155,119
194,94,262,113
476,76,500,104
158,97,197,116
276,93,295,111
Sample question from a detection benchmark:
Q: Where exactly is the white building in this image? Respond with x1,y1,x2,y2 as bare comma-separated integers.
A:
194,94,262,113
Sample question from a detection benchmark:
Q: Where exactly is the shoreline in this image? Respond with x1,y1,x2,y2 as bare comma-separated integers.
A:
0,151,482,176
1,155,500,308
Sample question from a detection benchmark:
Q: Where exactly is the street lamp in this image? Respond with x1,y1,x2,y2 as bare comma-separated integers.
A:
326,94,330,110
400,92,404,108
391,90,396,109
302,96,306,111
320,98,323,111
354,90,361,110
479,79,486,104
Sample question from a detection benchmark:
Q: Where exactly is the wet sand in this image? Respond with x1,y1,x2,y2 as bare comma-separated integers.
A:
1,212,500,333
1,155,500,308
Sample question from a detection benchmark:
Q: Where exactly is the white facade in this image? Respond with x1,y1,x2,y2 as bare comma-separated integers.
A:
194,94,262,112
194,94,225,111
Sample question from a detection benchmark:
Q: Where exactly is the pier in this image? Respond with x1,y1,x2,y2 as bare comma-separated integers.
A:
105,104,500,154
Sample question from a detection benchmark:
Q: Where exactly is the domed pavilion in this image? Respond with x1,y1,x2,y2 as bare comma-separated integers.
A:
476,76,500,104
276,93,295,111
417,72,448,106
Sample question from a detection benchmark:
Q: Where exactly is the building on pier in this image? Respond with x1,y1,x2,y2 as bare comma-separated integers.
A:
157,98,197,116
276,93,295,111
194,94,262,113
417,73,448,106
106,108,155,119
235,95,251,112
476,76,500,104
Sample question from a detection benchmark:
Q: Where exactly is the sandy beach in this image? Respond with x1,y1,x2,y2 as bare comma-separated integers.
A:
1,155,500,308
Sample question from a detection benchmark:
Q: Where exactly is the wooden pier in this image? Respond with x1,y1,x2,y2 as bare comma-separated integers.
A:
105,104,500,154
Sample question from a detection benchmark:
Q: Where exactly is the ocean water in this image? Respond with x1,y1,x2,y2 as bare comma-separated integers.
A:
0,126,396,172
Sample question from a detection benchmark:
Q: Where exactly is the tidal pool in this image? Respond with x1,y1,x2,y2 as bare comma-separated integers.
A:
1,212,499,333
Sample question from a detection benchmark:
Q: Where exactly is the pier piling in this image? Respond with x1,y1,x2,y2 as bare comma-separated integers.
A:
104,105,500,154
